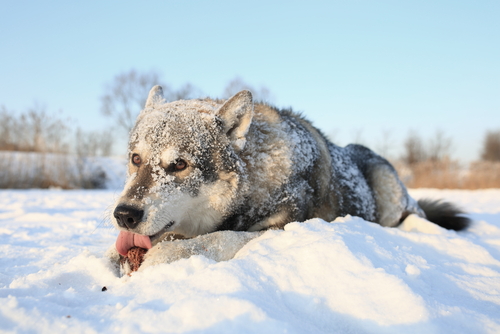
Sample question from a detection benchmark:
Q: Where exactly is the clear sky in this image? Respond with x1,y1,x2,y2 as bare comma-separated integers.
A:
1,0,499,162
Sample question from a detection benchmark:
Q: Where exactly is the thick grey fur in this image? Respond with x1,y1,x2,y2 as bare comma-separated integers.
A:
109,87,470,275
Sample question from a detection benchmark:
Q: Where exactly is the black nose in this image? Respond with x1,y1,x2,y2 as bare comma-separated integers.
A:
113,205,144,229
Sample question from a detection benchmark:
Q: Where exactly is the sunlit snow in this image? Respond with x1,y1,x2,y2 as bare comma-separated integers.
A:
1,188,499,333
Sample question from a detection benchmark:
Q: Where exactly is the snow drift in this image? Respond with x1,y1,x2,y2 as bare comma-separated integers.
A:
1,189,499,333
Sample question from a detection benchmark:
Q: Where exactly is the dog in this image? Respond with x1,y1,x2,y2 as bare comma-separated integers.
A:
107,85,470,275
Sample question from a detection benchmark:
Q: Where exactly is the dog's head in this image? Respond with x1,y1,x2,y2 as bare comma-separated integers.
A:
113,86,253,255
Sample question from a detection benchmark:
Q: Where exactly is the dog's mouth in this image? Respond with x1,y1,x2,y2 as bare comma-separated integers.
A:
115,221,175,256
150,221,175,244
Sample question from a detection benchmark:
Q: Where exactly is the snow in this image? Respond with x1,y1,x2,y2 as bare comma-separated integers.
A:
1,189,500,333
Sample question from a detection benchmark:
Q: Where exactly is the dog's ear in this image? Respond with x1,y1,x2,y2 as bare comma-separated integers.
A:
217,90,254,151
144,85,164,109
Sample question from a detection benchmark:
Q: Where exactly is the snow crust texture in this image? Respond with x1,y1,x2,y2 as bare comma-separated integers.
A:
1,189,500,333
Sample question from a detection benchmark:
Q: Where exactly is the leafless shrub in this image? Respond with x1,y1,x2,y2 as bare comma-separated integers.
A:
0,106,112,189
395,158,463,189
481,130,500,162
75,128,113,157
401,131,427,166
0,104,69,153
0,152,68,189
400,131,452,164
395,130,500,189
0,106,16,150
394,159,500,189
465,161,500,188
100,70,163,133
73,129,112,189
428,130,452,162
398,131,459,188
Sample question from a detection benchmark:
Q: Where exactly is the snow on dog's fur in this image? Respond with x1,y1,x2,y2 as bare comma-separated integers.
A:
107,86,470,275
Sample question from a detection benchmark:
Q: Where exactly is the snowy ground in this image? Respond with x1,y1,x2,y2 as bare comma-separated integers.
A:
1,189,499,333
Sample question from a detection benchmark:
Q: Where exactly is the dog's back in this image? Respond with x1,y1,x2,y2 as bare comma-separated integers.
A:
234,102,468,232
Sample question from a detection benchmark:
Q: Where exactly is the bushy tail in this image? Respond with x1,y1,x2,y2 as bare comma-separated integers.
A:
417,199,471,231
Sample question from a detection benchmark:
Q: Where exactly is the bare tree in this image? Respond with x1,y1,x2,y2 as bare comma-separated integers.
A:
101,70,164,133
100,69,198,133
75,128,113,157
25,104,69,153
401,131,426,165
0,104,69,153
0,105,16,150
481,130,500,161
427,130,452,162
223,76,273,102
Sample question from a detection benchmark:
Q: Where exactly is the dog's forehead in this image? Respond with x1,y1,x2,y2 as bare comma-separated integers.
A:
130,99,221,153
159,99,221,114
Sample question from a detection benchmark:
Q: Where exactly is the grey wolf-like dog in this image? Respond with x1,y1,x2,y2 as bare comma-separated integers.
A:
107,86,469,275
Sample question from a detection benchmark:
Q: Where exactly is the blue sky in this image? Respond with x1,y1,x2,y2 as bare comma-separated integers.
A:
1,0,499,161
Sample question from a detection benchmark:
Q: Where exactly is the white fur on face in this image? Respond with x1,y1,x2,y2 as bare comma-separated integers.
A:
115,95,253,237
137,184,226,238
143,170,240,237
115,144,238,238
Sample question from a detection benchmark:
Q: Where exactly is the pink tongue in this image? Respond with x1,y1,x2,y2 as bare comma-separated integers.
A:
116,231,152,256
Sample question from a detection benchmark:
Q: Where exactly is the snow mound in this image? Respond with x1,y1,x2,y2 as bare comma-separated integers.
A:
1,189,500,333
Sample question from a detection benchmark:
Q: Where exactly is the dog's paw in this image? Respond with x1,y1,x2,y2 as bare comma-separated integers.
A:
104,244,122,275
139,230,263,271
106,244,146,277
140,239,197,270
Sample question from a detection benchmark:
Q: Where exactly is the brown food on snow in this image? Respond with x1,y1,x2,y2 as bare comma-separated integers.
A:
120,247,147,272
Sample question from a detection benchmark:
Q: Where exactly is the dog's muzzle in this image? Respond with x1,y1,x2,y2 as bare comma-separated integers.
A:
114,205,144,229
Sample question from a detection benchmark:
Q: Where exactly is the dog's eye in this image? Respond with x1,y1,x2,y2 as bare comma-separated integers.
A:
132,154,142,166
174,160,187,171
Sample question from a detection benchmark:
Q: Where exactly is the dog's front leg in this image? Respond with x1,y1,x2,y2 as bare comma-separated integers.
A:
104,244,128,275
140,230,263,270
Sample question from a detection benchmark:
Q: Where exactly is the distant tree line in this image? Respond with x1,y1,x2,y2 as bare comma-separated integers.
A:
0,105,113,157
481,130,500,162
0,70,273,189
0,68,498,189
0,104,69,153
0,70,273,156
393,129,500,189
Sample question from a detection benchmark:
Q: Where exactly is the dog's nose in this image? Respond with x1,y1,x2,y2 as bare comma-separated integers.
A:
113,205,144,229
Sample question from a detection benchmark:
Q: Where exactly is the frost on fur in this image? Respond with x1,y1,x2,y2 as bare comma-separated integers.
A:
109,86,470,273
